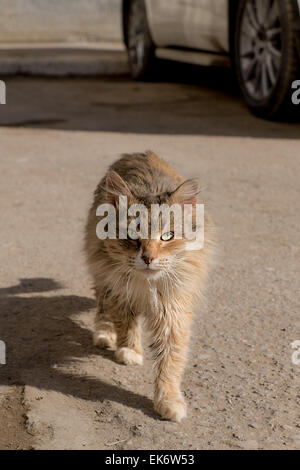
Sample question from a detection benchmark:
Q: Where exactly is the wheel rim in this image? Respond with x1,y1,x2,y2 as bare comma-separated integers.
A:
128,1,146,72
239,0,283,101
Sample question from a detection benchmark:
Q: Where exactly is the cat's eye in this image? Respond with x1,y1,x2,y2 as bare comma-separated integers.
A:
127,228,139,240
161,231,174,242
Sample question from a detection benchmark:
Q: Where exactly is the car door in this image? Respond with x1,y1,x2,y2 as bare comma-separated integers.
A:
181,0,229,52
145,0,187,46
146,0,229,53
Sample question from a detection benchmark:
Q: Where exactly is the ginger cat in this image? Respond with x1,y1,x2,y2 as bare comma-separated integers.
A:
85,151,212,422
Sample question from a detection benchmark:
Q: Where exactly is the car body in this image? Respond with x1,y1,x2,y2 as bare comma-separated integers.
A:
144,0,230,54
123,0,300,118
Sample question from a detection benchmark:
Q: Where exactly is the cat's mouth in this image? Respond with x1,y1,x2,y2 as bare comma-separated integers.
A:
137,266,162,278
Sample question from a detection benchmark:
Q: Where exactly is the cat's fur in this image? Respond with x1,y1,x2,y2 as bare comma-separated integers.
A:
84,151,212,422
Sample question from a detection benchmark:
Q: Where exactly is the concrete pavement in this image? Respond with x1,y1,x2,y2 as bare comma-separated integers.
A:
0,68,300,449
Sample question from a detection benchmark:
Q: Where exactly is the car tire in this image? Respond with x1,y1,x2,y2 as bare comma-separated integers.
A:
125,0,156,80
234,0,299,119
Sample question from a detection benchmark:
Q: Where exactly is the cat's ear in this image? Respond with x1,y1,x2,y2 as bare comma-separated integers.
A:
171,179,199,206
105,170,132,205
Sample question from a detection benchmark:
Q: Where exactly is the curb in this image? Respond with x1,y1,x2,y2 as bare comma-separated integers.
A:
0,42,129,76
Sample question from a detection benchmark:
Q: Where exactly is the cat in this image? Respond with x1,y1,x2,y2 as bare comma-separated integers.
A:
84,151,212,422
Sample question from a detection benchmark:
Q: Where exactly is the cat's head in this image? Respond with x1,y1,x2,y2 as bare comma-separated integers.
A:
102,171,200,280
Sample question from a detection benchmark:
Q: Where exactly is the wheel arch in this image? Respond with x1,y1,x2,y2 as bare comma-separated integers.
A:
229,0,240,59
292,0,300,57
122,0,130,47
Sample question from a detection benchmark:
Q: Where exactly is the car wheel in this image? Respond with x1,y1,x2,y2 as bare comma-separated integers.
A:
234,0,299,119
126,0,155,80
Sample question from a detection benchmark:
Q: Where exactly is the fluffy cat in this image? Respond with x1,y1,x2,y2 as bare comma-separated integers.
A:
84,151,212,422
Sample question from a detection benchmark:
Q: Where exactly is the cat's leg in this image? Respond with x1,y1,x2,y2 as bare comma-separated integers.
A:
150,311,193,423
114,311,143,365
93,293,117,349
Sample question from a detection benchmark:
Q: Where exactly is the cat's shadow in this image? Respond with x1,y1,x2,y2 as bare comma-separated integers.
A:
0,278,156,419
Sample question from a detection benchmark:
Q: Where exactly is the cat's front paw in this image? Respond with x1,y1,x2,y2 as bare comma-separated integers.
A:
93,330,116,350
115,347,143,365
154,395,187,423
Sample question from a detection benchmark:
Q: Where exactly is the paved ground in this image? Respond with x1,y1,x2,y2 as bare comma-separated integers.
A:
0,65,300,450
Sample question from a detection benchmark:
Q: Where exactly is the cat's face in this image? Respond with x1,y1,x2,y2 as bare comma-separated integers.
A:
132,234,186,279
103,205,187,280
126,210,189,280
103,171,199,280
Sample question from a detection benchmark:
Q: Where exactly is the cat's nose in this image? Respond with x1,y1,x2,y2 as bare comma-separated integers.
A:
142,253,154,265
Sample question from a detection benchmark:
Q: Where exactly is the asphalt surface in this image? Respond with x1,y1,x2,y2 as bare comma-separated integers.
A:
0,64,300,449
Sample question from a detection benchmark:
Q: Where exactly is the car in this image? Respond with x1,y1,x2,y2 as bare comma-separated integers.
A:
122,0,300,119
